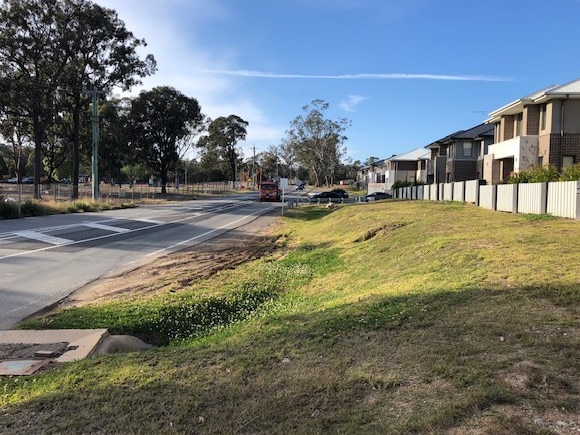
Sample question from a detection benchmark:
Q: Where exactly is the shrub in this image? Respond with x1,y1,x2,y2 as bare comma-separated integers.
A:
21,199,52,216
392,180,413,189
508,165,560,183
560,162,580,181
0,196,21,219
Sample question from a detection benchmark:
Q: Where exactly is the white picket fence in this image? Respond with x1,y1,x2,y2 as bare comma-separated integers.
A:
394,180,580,220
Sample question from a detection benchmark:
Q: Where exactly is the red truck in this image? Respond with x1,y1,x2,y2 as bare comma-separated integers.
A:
259,181,281,201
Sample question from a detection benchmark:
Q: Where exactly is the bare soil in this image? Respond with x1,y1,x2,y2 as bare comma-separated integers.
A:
34,212,281,314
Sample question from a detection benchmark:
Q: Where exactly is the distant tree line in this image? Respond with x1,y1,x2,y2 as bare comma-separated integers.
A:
0,0,363,196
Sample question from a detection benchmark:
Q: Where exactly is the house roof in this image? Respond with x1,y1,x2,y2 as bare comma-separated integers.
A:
486,78,580,122
454,123,494,139
425,123,492,148
359,159,387,170
425,130,464,149
388,147,430,161
535,78,580,102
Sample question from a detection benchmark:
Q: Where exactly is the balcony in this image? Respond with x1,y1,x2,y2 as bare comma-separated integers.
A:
487,135,539,172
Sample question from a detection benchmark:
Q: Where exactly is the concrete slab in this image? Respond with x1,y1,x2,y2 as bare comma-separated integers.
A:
0,329,109,364
0,359,50,376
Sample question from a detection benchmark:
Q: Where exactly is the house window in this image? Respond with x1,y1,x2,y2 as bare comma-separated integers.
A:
463,142,472,157
563,156,575,168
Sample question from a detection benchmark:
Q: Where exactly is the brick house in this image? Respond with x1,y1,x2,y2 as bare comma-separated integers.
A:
426,123,494,184
357,159,387,187
357,149,430,193
384,148,430,190
484,78,580,184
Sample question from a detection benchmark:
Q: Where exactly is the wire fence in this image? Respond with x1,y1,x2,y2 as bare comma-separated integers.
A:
0,181,251,203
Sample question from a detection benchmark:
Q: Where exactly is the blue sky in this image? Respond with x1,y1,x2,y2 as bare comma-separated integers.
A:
94,0,580,163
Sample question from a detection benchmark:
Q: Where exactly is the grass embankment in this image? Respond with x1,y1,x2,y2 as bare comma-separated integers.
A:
2,201,579,433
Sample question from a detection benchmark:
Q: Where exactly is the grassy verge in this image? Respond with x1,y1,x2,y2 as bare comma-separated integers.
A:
2,200,579,434
0,197,136,219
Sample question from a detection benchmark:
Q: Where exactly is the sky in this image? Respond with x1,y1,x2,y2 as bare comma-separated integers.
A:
94,0,580,163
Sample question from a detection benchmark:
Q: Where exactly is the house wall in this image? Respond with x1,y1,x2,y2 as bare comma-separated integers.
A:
538,134,551,166
504,115,515,140
494,123,502,142
544,133,580,167
563,100,580,133
524,105,540,135
476,159,484,179
456,160,477,181
385,169,415,189
446,159,477,182
539,100,580,167
549,99,580,134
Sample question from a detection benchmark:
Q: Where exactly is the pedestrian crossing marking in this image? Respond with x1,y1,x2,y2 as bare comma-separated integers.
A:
14,230,71,246
83,222,131,233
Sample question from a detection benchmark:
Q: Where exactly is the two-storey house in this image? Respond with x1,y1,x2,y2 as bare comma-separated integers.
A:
484,78,580,184
426,123,494,183
384,148,430,190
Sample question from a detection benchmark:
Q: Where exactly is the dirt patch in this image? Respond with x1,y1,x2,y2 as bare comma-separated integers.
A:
33,212,282,314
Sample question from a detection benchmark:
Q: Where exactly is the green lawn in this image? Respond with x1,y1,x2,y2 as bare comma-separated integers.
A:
2,200,579,434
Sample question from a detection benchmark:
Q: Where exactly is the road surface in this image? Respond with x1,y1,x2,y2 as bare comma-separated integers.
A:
0,195,283,329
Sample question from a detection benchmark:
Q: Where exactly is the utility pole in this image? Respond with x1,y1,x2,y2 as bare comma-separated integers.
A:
84,88,104,200
251,145,256,190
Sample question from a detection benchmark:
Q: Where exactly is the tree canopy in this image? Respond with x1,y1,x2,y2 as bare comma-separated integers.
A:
197,115,249,181
128,86,204,194
284,100,350,186
0,0,156,197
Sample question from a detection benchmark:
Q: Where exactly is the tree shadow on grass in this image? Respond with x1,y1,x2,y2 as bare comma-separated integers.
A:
3,284,578,433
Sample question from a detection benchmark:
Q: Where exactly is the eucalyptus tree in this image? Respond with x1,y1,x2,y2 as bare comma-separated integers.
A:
0,115,30,181
60,0,156,197
0,0,69,194
197,115,249,181
257,145,288,180
98,98,133,186
285,100,350,186
0,0,156,197
128,86,205,194
278,139,296,179
195,144,228,181
42,114,71,183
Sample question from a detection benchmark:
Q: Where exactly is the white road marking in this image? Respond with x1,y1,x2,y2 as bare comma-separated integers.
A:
14,230,72,246
145,207,265,257
83,222,130,233
0,200,259,261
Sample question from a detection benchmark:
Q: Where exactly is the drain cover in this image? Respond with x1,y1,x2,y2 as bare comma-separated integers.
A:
0,359,50,376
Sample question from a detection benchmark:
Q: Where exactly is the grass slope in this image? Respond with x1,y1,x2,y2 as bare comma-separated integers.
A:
2,200,579,434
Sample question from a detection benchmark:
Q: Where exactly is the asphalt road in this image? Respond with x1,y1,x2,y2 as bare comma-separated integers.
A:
0,194,283,329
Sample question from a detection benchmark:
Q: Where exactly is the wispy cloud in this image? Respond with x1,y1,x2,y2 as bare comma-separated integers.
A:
339,95,369,112
203,70,513,82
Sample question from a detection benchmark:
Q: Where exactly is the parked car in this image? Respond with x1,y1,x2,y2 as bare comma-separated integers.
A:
330,188,349,198
364,192,392,201
309,190,344,201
